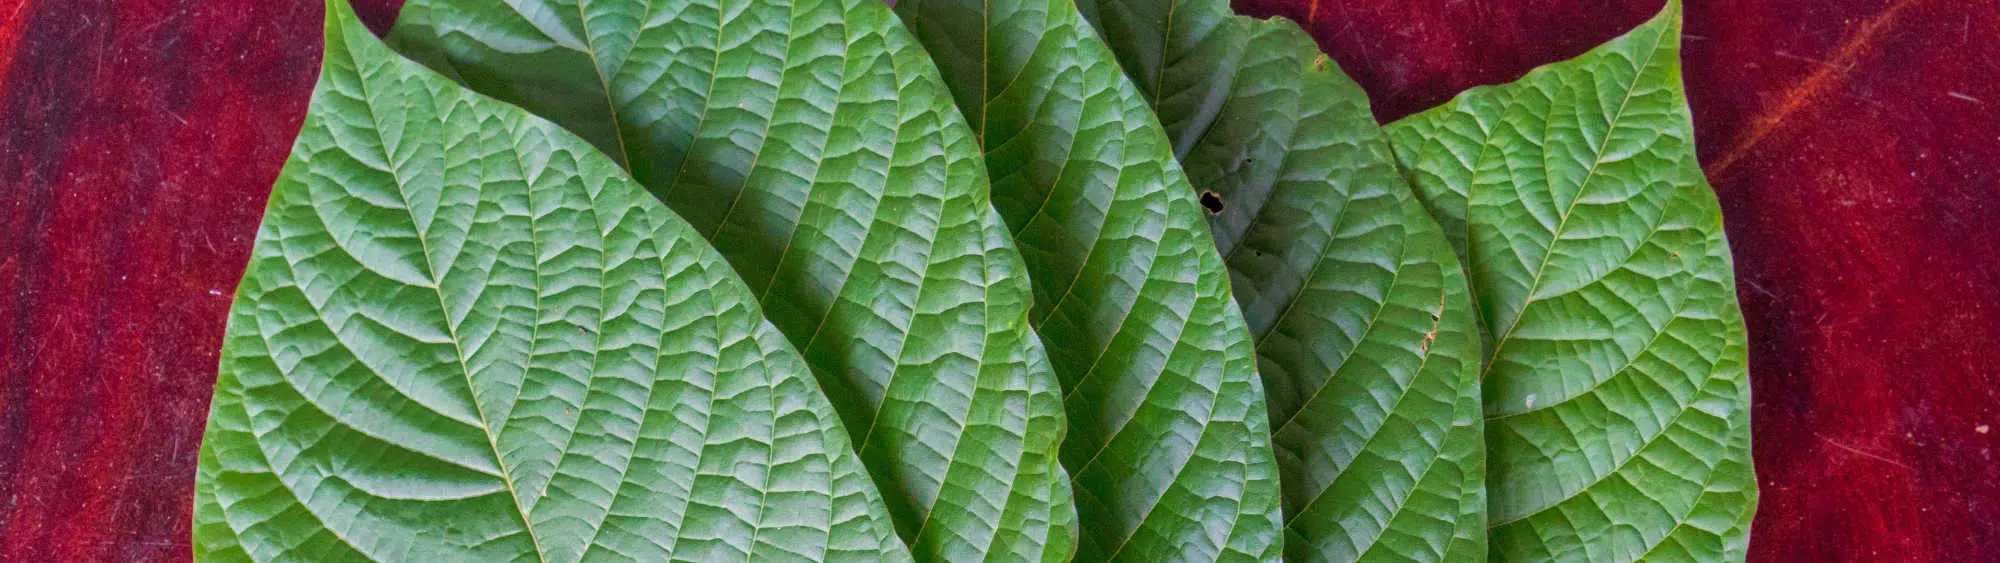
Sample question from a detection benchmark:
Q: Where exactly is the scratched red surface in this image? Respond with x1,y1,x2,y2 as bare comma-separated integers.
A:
1,0,1995,560
0,0,395,560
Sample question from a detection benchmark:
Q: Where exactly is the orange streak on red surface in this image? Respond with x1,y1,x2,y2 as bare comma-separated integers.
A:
1704,0,1919,176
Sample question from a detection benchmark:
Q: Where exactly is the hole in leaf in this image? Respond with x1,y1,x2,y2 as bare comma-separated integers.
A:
1199,190,1225,214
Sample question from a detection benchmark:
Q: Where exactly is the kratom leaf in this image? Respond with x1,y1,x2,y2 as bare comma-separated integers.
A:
891,0,1284,559
193,2,909,560
1073,0,1487,559
385,0,1076,559
1385,1,1757,560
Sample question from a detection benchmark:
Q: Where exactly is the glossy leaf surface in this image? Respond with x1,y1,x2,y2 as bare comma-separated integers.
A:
1074,0,1486,559
384,0,1076,559
1385,2,1756,560
193,3,908,560
892,0,1284,559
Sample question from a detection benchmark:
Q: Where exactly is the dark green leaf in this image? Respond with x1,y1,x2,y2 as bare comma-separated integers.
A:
1073,0,1488,560
891,0,1285,559
385,0,1077,558
1385,2,1756,559
194,2,908,560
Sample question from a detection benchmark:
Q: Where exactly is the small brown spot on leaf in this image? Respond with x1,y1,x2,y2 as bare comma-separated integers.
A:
1420,293,1445,353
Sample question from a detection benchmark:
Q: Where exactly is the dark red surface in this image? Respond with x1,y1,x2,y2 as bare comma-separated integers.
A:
0,0,1994,560
1230,0,2000,560
1686,1,2000,560
0,0,396,560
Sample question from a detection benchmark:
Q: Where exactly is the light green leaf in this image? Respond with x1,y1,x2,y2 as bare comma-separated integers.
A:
1073,0,1487,559
385,0,1077,559
891,0,1284,559
193,2,908,560
1385,2,1756,560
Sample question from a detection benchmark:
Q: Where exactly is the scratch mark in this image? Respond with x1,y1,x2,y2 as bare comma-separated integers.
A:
1773,50,1853,70
1949,91,1982,103
1706,0,1923,176
138,4,196,35
1743,279,1780,300
1820,436,1915,471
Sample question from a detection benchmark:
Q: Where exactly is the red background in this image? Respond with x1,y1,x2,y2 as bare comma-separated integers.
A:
2,0,1995,560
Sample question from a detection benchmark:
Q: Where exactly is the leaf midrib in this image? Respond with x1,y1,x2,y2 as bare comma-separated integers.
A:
574,0,635,169
339,25,551,560
1474,20,1670,381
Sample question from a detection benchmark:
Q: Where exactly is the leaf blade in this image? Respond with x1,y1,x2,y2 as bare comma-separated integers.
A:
1072,0,1489,559
891,0,1287,559
193,3,908,560
1386,2,1757,559
385,0,1077,559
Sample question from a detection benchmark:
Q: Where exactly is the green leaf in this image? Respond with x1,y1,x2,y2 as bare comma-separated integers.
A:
1072,0,1488,560
1385,2,1757,560
891,0,1284,559
384,0,1077,559
193,2,909,560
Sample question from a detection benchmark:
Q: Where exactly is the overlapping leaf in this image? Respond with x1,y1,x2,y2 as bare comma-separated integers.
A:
385,1,1076,559
1385,2,1756,559
193,2,908,560
891,0,1284,559
1072,0,1487,559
